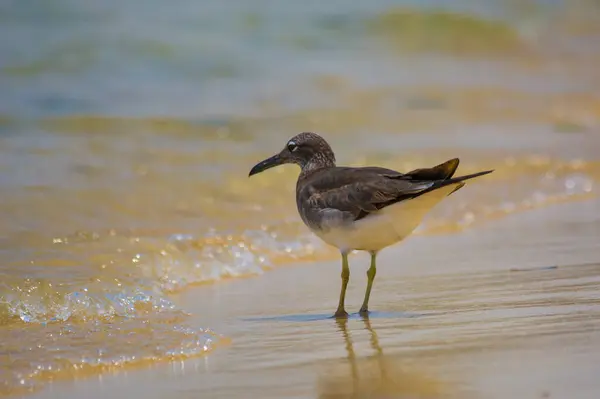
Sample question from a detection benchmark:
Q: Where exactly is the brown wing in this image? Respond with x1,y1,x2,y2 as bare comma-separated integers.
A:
298,167,434,228
297,158,468,227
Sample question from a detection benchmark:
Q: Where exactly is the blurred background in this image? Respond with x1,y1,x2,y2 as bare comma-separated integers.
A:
1,0,600,396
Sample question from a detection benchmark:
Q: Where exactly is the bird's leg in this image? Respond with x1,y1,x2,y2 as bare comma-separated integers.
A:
334,252,350,318
359,251,377,314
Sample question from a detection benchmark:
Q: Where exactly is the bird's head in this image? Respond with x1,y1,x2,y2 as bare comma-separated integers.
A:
249,132,336,177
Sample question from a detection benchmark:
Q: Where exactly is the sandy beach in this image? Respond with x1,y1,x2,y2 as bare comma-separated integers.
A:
22,196,600,399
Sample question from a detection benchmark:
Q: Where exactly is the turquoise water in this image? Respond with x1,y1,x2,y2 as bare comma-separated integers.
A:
1,0,589,119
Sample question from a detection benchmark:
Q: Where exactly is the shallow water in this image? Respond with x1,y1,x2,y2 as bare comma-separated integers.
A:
29,198,600,399
172,199,600,399
1,0,600,396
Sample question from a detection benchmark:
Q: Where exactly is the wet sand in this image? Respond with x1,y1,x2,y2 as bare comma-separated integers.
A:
25,196,600,399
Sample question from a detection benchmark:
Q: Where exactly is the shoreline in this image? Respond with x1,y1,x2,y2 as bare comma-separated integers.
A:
22,196,600,399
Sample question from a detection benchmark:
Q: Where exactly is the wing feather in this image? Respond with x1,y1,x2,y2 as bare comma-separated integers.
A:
298,167,434,228
296,158,490,229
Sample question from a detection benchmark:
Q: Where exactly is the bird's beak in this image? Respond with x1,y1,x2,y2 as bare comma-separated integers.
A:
249,153,284,177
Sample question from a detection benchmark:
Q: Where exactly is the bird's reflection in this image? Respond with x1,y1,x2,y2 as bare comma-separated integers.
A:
334,314,384,359
334,314,385,393
319,314,450,399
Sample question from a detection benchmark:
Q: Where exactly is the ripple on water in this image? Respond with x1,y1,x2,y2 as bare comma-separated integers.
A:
0,316,218,397
0,225,324,396
137,228,323,292
0,267,221,396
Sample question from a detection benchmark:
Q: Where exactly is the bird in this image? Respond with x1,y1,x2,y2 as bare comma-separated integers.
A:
248,132,493,318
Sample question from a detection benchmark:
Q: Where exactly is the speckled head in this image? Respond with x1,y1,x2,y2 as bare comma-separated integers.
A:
248,132,336,177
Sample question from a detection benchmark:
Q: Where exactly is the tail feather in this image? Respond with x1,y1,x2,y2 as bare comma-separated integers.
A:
411,168,494,199
439,169,494,196
405,158,460,181
447,169,494,184
448,181,466,196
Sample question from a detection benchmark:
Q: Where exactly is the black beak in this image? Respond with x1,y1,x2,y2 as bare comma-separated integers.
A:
249,154,283,177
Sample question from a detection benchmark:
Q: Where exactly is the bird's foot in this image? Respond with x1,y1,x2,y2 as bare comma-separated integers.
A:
333,309,349,319
358,307,370,316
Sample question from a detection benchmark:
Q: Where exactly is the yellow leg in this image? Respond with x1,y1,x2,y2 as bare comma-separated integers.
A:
359,251,377,314
334,252,350,318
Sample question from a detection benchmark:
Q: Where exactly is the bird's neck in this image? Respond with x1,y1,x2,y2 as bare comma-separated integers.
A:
298,154,335,180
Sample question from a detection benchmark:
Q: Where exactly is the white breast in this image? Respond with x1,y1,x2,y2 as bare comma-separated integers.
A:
312,183,460,253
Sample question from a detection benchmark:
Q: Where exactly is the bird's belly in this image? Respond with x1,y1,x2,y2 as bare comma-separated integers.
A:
314,215,405,252
313,184,459,252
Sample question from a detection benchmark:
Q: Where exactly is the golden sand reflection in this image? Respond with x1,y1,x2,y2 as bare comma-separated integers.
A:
317,316,459,399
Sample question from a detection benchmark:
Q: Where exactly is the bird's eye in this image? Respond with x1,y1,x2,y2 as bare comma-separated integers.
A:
287,141,298,152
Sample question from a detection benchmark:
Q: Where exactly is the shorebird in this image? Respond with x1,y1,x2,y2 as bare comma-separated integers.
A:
249,132,493,317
